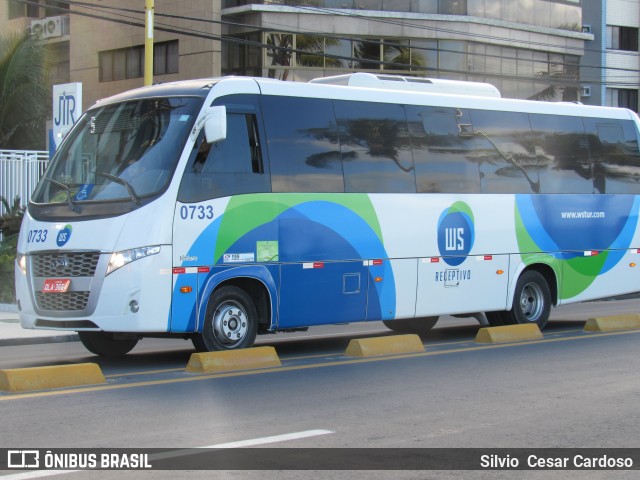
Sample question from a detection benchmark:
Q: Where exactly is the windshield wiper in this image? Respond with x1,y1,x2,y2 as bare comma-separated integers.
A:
43,177,80,213
92,171,141,205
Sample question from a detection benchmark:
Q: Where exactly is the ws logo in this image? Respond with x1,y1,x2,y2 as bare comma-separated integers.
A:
437,202,475,266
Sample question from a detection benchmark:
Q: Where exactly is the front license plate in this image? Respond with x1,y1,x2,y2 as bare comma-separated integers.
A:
43,279,71,293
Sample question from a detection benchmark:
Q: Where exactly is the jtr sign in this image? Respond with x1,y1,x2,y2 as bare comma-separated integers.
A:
52,82,82,149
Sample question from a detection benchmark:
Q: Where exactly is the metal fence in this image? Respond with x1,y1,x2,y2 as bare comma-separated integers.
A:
0,150,49,239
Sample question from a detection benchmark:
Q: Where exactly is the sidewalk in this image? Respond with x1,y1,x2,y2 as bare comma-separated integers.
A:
0,311,79,347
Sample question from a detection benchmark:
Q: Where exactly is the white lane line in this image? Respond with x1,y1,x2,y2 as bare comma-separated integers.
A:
0,429,334,480
206,429,334,448
150,429,334,461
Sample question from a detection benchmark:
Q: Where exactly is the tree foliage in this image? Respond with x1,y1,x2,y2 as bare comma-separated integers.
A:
0,195,24,303
0,31,51,150
0,195,25,237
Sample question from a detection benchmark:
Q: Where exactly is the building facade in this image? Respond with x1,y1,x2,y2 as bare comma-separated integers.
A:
5,1,636,112
3,0,71,88
222,1,592,102
72,0,221,107
3,0,222,108
582,0,640,111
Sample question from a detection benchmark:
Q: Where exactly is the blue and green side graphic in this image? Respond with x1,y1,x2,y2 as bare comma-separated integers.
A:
515,195,640,299
174,194,396,331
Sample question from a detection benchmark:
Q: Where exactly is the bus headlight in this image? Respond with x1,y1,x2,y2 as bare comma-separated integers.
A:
106,246,161,276
16,253,27,275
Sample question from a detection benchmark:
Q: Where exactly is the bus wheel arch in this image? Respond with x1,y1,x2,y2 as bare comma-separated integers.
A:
220,277,272,332
528,263,558,309
508,265,556,329
192,278,271,352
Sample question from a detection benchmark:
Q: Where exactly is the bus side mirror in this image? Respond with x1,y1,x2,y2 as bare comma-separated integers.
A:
203,106,227,143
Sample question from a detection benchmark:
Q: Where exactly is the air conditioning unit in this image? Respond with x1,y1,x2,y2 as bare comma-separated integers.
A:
42,16,63,38
29,19,46,37
30,17,63,38
581,85,592,98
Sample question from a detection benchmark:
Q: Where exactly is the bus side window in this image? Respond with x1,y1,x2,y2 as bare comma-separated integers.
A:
178,112,270,202
408,105,480,193
584,118,640,194
470,110,539,194
529,113,592,194
335,100,416,194
261,95,344,193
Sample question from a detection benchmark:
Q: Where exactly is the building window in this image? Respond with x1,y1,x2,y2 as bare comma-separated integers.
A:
223,33,261,76
45,0,70,16
222,0,468,13
8,0,24,18
99,41,178,82
607,89,639,112
438,0,466,14
226,32,580,100
154,41,179,75
438,41,466,77
8,0,39,18
619,89,639,112
606,26,639,51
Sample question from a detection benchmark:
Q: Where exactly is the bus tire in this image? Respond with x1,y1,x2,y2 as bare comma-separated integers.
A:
193,286,258,351
503,270,551,329
78,331,138,357
383,316,439,335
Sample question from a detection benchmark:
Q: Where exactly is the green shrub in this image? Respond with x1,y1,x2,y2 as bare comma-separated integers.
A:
0,195,24,304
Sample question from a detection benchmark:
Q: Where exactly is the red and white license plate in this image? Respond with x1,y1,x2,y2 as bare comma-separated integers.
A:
43,279,71,293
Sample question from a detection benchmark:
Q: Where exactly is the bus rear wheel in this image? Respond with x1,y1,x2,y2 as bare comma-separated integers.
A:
383,316,439,335
193,286,258,351
493,270,551,329
78,331,138,357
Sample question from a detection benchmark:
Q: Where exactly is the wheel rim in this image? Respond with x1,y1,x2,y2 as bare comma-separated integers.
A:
519,282,544,322
212,300,249,347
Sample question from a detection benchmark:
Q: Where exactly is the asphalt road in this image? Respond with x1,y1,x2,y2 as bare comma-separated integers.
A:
2,300,640,480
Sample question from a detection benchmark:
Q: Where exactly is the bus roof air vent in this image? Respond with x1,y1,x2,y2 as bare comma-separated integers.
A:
309,72,501,98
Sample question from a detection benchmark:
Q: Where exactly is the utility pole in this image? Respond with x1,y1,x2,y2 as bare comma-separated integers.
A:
144,0,154,86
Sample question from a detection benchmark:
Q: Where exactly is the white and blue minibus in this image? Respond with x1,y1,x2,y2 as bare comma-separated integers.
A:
15,73,640,355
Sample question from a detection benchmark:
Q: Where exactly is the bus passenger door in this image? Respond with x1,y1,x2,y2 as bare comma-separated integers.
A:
278,261,368,327
173,93,271,332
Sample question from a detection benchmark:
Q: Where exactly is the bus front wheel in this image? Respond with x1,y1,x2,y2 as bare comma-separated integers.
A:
491,270,551,329
193,286,258,351
78,331,138,357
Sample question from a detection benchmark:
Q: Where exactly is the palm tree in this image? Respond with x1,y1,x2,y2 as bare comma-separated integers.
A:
0,195,23,302
384,42,424,72
0,31,51,150
266,34,293,80
0,195,25,237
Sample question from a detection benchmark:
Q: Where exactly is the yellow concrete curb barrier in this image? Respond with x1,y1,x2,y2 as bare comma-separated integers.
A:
345,334,425,358
0,363,106,393
186,346,281,373
475,324,543,344
584,315,640,332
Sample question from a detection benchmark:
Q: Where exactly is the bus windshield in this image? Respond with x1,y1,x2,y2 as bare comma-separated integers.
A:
32,96,202,208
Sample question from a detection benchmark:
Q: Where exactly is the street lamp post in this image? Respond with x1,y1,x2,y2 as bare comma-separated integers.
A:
144,0,154,86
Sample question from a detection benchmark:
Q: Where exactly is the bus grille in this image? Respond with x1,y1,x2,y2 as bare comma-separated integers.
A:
32,252,101,277
35,291,91,311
